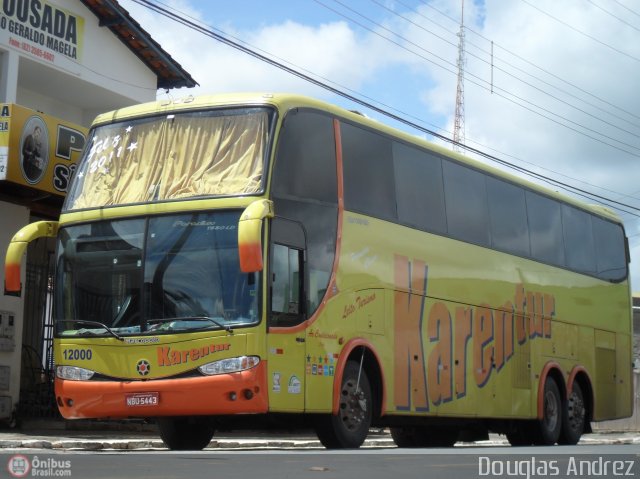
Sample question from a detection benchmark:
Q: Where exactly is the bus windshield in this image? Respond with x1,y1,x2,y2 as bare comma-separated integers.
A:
54,211,258,337
64,107,273,211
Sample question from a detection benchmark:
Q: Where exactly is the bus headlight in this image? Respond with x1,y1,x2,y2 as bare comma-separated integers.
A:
56,365,95,381
198,356,260,376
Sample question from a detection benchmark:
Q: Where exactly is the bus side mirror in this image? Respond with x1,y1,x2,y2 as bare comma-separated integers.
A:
238,200,274,273
4,221,59,297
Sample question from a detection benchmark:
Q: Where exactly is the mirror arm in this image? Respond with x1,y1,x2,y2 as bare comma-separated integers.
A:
4,221,59,296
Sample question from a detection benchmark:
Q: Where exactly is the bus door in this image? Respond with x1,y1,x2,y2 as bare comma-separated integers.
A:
266,218,307,411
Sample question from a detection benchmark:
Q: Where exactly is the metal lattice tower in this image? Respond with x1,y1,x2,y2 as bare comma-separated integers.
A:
453,0,466,152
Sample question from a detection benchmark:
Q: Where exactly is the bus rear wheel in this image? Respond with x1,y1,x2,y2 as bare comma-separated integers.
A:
157,417,215,450
532,378,562,445
390,426,458,447
315,360,372,449
559,382,586,445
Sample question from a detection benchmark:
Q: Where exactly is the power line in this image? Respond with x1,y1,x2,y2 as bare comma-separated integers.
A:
367,0,640,137
315,0,640,156
128,0,640,218
609,0,640,19
520,0,640,64
412,0,640,124
585,0,640,33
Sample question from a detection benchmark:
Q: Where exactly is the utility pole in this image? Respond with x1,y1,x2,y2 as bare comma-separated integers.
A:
453,0,466,152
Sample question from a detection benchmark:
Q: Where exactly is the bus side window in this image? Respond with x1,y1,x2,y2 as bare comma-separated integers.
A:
271,244,304,327
270,218,306,327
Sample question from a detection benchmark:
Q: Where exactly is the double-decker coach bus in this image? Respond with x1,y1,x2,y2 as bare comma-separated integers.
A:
5,93,632,450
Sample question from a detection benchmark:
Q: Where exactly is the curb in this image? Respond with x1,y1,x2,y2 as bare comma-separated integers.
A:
0,438,396,451
0,434,638,451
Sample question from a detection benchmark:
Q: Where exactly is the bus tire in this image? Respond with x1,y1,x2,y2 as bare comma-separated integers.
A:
315,361,372,449
157,417,215,450
391,426,458,448
533,378,562,445
559,382,585,445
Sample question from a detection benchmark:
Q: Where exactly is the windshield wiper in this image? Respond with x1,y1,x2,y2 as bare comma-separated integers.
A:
147,316,234,334
63,320,124,341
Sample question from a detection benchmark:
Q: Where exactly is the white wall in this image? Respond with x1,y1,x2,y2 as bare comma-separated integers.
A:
3,0,160,126
0,201,29,420
60,0,158,103
18,86,85,125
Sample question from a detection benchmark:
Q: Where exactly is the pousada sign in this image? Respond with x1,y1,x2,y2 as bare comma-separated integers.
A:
0,0,84,63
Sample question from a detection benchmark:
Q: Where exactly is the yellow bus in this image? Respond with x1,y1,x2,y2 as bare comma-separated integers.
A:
5,93,632,450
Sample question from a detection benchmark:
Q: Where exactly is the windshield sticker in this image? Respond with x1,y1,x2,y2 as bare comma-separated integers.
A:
82,129,133,178
157,342,231,367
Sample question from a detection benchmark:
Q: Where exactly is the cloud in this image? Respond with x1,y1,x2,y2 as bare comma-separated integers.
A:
120,0,398,99
120,0,640,287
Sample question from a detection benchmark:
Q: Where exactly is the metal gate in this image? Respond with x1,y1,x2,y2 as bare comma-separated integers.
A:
18,234,57,419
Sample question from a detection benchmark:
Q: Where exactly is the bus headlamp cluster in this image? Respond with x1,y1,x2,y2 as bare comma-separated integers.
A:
198,356,260,376
56,365,95,381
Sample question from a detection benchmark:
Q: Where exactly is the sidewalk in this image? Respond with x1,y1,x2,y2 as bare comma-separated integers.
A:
0,421,638,451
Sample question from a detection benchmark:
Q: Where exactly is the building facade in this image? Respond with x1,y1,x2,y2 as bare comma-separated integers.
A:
0,0,194,424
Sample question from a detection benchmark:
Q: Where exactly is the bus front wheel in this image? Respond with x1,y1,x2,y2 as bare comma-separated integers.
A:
157,417,215,450
315,360,372,449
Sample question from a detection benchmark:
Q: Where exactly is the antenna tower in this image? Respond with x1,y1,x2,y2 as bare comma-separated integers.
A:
453,0,466,151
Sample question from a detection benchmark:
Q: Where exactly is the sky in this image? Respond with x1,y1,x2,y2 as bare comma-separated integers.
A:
120,0,640,289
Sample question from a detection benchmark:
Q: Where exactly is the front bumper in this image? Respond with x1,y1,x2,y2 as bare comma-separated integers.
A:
55,362,268,419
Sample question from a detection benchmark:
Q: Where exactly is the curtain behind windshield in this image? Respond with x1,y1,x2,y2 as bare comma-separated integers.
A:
66,109,269,210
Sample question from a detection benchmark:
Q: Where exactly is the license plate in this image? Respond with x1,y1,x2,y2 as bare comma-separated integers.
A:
125,392,159,407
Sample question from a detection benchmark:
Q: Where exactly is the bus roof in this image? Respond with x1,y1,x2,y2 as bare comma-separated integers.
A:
91,92,622,225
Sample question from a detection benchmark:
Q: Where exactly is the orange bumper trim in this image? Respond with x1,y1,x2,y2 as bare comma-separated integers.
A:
55,362,268,419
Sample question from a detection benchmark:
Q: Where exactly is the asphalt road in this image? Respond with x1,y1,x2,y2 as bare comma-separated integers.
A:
2,444,639,479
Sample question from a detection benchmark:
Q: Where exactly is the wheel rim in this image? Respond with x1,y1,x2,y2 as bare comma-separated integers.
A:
339,377,367,431
567,390,585,432
544,389,560,431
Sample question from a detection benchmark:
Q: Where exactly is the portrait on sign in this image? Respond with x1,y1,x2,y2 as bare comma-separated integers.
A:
19,115,49,184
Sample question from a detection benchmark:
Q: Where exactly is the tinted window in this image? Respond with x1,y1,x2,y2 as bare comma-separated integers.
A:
526,191,565,267
486,177,530,257
443,161,490,246
273,199,336,314
393,142,446,234
273,109,337,204
592,216,627,281
341,122,396,221
562,205,596,274
272,110,338,317
271,243,305,327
